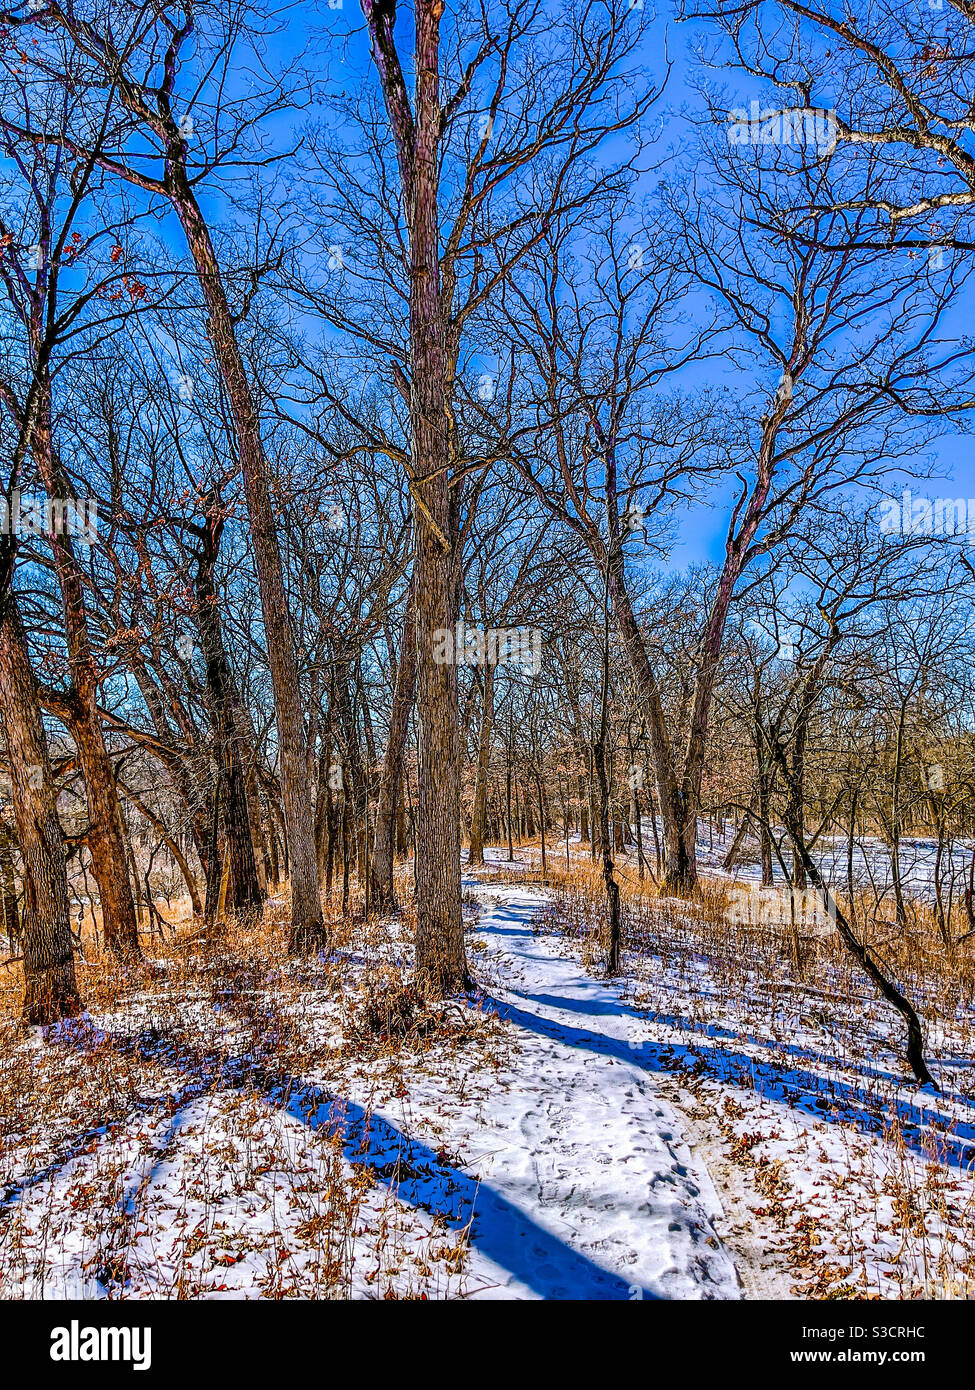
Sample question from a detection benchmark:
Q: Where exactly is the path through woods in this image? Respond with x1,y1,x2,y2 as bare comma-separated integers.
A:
413,875,742,1299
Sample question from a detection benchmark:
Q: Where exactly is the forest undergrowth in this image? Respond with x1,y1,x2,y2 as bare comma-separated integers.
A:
537,854,975,1298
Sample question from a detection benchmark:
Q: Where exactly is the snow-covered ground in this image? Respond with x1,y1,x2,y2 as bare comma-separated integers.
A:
532,839,975,1298
431,883,738,1298
3,845,974,1300
0,873,737,1300
693,816,975,911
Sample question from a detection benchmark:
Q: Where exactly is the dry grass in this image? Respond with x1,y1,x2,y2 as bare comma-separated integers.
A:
523,850,975,1299
0,887,502,1300
536,852,975,1027
8,841,974,1300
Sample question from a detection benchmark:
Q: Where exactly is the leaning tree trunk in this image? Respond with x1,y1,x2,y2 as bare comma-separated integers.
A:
788,825,936,1088
166,162,324,954
768,728,935,1089
0,596,81,1023
370,587,416,912
32,378,140,956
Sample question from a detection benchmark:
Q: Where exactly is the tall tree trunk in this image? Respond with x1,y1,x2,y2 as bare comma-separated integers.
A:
847,783,861,917
628,730,647,880
410,15,467,994
537,770,548,879
506,721,515,861
0,597,81,1023
758,769,774,887
787,727,809,890
413,516,466,992
231,700,269,897
362,0,467,993
166,162,324,954
204,766,223,927
324,777,338,897
595,585,622,974
68,699,140,954
468,660,495,868
604,566,689,891
31,376,140,956
334,662,369,881
578,773,590,844
889,707,910,929
601,398,786,896
750,696,775,886
193,509,264,917
371,588,416,911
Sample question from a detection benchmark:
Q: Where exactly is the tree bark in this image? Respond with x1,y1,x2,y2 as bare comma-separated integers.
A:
165,162,324,953
606,564,690,890
29,374,140,956
0,819,20,949
598,396,787,896
193,508,264,917
370,587,416,911
595,589,622,974
468,660,495,868
362,0,467,993
789,825,935,1089
0,596,81,1023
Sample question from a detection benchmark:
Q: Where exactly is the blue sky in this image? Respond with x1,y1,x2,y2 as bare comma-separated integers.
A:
117,1,975,572
297,3,975,567
657,12,975,566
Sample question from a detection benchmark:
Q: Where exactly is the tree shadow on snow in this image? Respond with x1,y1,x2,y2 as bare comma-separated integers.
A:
271,1079,660,1300
5,1017,658,1302
479,984,975,1174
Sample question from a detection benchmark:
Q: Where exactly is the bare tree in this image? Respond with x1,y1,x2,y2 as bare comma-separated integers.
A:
0,1,327,951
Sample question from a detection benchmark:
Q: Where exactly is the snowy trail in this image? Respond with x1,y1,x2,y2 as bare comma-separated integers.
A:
2,878,744,1301
441,883,741,1300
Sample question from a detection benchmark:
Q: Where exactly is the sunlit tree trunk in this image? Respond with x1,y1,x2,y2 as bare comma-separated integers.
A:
166,162,325,953
362,0,467,993
0,596,81,1023
31,378,140,956
371,587,416,911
